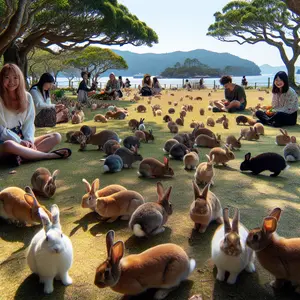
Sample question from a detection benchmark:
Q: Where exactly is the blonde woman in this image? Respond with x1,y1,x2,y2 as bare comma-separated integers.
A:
0,64,71,166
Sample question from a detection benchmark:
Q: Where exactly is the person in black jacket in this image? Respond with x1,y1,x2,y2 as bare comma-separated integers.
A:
77,71,96,103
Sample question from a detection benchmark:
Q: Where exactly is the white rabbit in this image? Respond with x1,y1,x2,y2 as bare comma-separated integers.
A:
27,205,73,294
211,208,255,284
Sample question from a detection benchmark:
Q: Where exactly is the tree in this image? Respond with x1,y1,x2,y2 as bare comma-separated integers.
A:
1,0,158,77
62,67,81,88
66,47,128,82
174,62,181,68
284,0,300,15
184,58,192,68
207,0,300,87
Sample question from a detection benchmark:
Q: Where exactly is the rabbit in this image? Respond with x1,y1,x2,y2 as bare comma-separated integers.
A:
137,105,147,113
194,134,221,148
276,129,291,146
199,108,205,116
216,114,227,124
129,182,173,237
240,152,289,177
138,118,146,131
192,126,215,139
246,207,300,293
180,110,187,118
167,121,176,130
71,111,82,124
222,119,229,129
240,127,259,141
94,114,107,123
114,146,143,168
226,135,242,151
142,129,154,143
134,130,146,142
94,190,144,222
168,108,175,114
103,154,124,173
211,208,255,285
27,205,73,294
163,115,172,122
105,111,126,120
65,131,76,143
169,124,179,133
207,117,215,127
128,118,139,130
123,136,140,149
169,143,190,160
81,178,127,210
190,120,199,128
94,230,196,299
138,157,174,178
103,139,121,156
0,186,51,225
209,146,235,166
80,125,96,138
174,133,194,148
183,151,199,170
175,116,184,126
189,181,222,233
283,136,300,162
236,115,256,126
194,154,215,185
163,139,179,153
91,103,97,110
31,168,60,198
253,123,264,135
82,130,121,151
156,109,162,116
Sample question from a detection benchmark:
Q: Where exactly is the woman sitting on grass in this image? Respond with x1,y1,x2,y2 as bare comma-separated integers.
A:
256,71,298,127
152,77,162,95
0,64,71,166
213,75,247,113
30,73,69,127
140,74,153,96
105,72,121,100
77,71,96,104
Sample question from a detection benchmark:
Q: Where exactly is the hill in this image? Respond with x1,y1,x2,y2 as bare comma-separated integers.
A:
260,64,300,74
101,49,261,77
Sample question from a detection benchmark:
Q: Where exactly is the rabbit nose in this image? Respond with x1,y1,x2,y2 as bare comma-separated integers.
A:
53,247,60,253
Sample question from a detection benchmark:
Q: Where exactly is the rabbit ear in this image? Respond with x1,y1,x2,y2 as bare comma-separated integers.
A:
192,181,201,199
279,129,285,135
161,186,172,203
163,156,169,167
51,170,60,182
91,178,100,194
111,241,124,266
205,154,210,161
268,207,282,221
157,182,164,200
223,208,231,234
51,204,60,227
237,136,242,142
82,179,91,193
25,186,34,195
232,208,239,234
245,152,251,161
39,207,51,230
201,182,210,199
262,216,277,234
106,230,115,258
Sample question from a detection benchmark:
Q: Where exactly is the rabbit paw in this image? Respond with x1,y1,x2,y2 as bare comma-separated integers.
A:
245,262,256,273
198,225,208,233
43,279,54,294
120,215,130,221
216,269,225,281
61,273,73,286
151,227,165,236
154,288,173,300
227,273,238,284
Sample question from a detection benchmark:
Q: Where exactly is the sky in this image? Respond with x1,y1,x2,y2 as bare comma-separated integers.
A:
106,0,299,67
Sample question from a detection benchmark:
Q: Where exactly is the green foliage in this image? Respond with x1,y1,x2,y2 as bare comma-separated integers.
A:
52,89,66,99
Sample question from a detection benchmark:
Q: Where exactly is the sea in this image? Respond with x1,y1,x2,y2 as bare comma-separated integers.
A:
56,74,300,89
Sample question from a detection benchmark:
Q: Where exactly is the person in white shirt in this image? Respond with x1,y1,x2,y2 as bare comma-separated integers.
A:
0,64,72,166
30,73,69,127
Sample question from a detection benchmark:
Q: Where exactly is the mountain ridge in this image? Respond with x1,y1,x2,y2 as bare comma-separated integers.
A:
260,64,300,74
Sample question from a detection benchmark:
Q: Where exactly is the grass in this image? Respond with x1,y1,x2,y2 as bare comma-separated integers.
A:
1,89,300,300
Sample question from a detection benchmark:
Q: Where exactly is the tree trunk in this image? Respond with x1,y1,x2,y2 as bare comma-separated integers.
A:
3,42,29,87
286,62,297,89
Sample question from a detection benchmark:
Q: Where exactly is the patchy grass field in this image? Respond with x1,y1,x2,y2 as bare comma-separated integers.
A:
1,89,300,300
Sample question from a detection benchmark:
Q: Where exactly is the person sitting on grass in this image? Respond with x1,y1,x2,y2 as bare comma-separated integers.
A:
213,75,247,113
77,71,96,104
0,64,72,167
140,74,153,96
184,79,192,90
30,73,69,127
105,72,120,100
152,77,162,95
255,71,298,127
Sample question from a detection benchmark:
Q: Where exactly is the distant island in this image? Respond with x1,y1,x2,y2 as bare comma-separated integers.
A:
101,49,261,77
260,64,300,74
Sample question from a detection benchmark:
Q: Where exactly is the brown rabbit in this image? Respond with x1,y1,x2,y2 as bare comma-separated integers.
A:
105,111,126,120
134,130,146,142
222,119,229,129
194,134,221,148
82,130,120,150
253,123,264,135
192,126,215,139
190,181,222,233
31,168,59,198
168,108,175,114
209,146,235,166
163,115,172,123
95,190,144,222
246,207,300,293
163,139,179,153
0,186,51,225
94,114,107,123
81,178,126,210
128,119,139,130
137,105,147,113
276,129,290,145
240,127,259,141
216,114,228,124
95,230,196,299
167,121,176,130
142,129,154,143
183,151,199,170
169,124,179,133
194,154,215,185
103,139,121,156
190,120,199,128
180,110,187,118
138,157,174,178
226,135,242,151
236,115,256,126
199,108,205,116
175,116,184,126
71,111,83,124
206,117,215,127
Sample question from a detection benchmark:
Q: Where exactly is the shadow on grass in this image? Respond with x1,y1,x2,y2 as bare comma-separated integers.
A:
69,212,100,237
14,274,67,300
89,219,129,236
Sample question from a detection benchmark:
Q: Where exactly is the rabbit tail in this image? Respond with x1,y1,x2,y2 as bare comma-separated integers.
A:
286,155,296,162
283,164,290,171
103,165,110,173
189,259,196,275
133,224,146,237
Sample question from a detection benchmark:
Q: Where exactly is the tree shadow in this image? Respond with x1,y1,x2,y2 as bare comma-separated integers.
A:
69,211,100,237
89,218,128,236
14,274,67,300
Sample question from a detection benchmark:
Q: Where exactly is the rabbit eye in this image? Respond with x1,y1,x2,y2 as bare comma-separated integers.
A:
253,234,259,241
104,269,110,278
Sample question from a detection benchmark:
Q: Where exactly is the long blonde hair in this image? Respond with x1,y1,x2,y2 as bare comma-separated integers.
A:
0,64,27,113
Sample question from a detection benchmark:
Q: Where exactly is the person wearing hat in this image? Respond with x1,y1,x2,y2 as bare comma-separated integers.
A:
140,74,153,96
105,72,121,100
30,73,69,127
77,71,96,104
